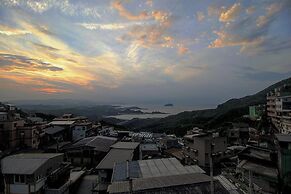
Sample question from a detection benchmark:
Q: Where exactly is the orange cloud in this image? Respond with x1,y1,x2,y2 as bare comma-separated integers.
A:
111,0,150,21
256,3,282,27
111,1,171,26
208,30,266,55
32,87,72,94
146,0,153,7
177,45,189,55
0,20,127,93
152,11,168,22
219,3,241,22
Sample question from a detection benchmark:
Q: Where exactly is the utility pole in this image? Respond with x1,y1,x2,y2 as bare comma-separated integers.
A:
210,138,215,194
249,170,253,194
126,160,133,194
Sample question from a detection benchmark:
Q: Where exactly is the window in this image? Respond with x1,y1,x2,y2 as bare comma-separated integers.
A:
14,175,25,183
20,175,25,183
15,175,20,183
14,123,17,127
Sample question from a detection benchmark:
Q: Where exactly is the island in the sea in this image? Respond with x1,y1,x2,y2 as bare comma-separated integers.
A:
164,103,174,107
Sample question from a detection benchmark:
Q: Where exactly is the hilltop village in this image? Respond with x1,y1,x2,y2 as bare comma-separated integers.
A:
0,84,291,194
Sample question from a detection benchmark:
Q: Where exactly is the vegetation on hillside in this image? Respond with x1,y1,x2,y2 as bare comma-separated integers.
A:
118,77,291,136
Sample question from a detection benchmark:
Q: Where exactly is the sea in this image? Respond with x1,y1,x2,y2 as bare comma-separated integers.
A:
108,104,207,120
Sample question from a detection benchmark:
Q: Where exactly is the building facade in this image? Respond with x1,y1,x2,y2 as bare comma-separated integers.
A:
183,133,227,167
72,122,93,142
18,126,40,149
267,85,291,134
0,103,25,150
1,153,65,194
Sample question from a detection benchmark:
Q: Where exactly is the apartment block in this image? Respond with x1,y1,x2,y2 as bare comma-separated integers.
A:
183,132,227,167
0,103,25,150
267,85,291,133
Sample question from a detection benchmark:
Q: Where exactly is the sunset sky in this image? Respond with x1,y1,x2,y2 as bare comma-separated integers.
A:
0,0,290,106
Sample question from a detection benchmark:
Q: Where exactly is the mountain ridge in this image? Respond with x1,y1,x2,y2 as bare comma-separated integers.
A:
117,77,291,135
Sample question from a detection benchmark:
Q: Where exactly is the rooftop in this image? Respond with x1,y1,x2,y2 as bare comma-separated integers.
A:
239,146,274,162
108,173,211,193
1,153,63,175
53,116,88,121
214,175,241,194
74,122,92,126
110,142,140,150
238,160,278,179
275,134,291,143
44,126,65,135
75,175,98,194
64,136,117,152
96,149,134,170
164,148,185,160
49,120,76,126
112,158,205,182
140,143,159,151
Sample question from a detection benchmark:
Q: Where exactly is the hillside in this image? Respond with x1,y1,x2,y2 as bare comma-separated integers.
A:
117,77,291,136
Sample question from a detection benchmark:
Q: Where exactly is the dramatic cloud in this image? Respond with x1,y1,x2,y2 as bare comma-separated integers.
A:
0,53,63,72
111,0,150,21
1,0,102,18
0,0,290,103
78,22,143,30
209,1,291,55
256,3,282,27
0,25,31,36
32,87,72,94
177,44,189,55
219,3,241,22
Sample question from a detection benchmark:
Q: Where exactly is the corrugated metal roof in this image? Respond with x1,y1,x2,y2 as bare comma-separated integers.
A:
108,173,211,193
184,165,206,174
96,149,134,170
214,175,240,194
1,153,63,175
64,136,117,152
238,160,278,178
112,158,205,182
110,142,140,150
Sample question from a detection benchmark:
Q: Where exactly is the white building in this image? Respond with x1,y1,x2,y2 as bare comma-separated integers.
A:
1,153,64,194
267,85,291,134
72,122,92,141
